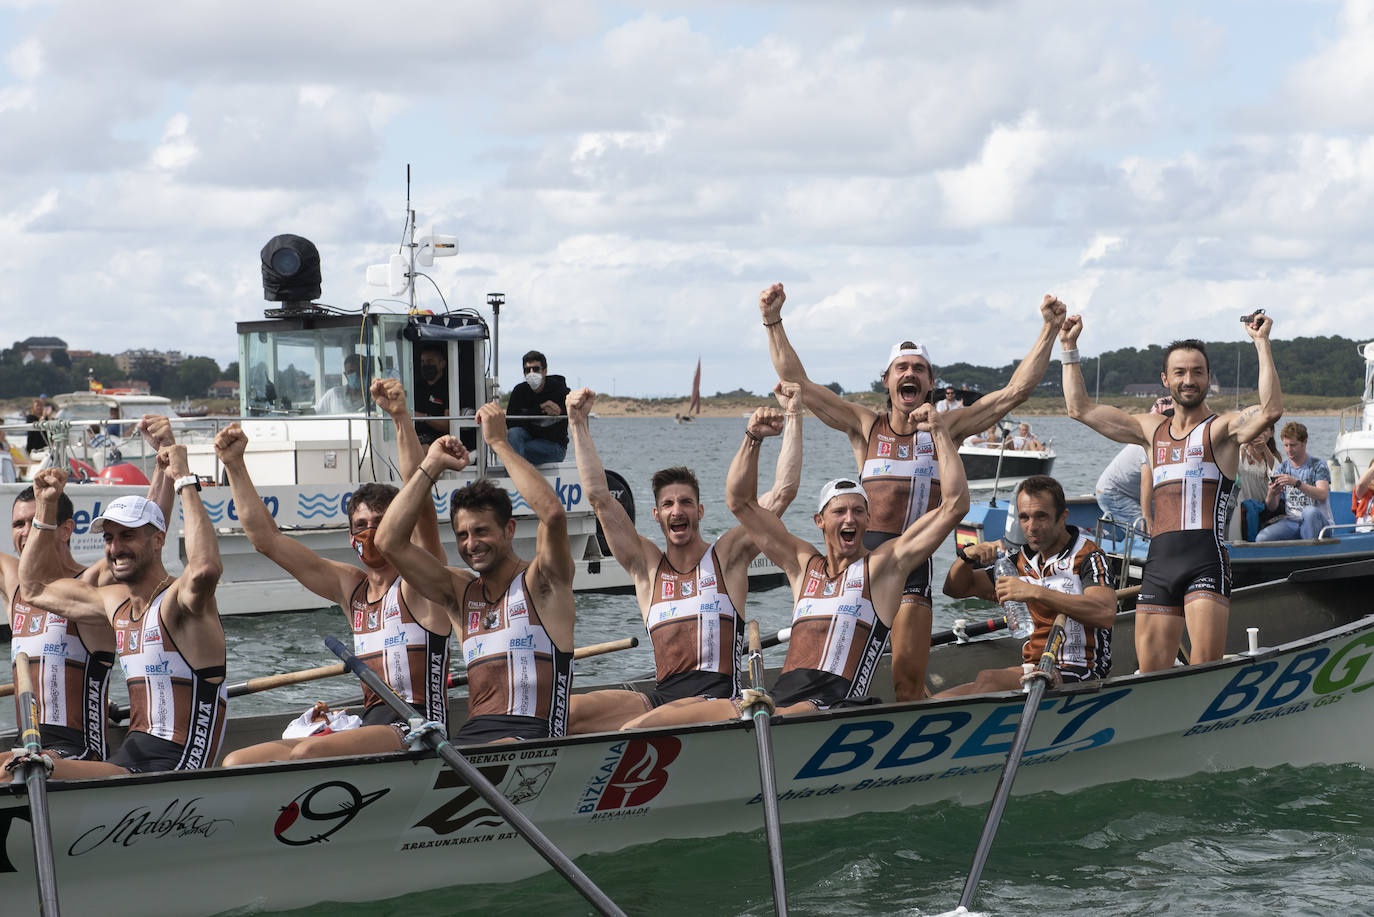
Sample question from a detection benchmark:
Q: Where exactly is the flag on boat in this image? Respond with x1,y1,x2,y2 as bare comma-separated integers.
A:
689,358,701,415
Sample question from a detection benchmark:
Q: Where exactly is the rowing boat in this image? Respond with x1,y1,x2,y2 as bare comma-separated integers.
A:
2,560,1372,916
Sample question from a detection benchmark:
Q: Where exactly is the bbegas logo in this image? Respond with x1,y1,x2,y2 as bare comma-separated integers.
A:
274,781,390,846
591,737,682,812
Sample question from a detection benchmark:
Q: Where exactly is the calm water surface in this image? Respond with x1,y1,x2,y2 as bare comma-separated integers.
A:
4,414,1364,916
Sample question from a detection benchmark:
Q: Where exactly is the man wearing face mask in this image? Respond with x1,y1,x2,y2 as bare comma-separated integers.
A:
318,353,366,414
414,345,450,446
505,350,571,464
215,378,453,764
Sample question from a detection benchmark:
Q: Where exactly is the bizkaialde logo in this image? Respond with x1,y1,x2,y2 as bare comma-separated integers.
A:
578,737,682,820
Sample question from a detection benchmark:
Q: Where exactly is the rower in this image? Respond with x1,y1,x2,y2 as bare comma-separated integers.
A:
563,384,802,733
3,444,227,780
936,475,1114,696
374,403,577,744
0,416,177,770
629,403,968,727
759,282,1065,700
1061,310,1282,671
219,378,453,765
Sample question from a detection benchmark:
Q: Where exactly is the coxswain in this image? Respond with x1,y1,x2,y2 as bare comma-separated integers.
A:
219,379,453,764
1061,310,1282,670
631,403,968,727
0,416,177,769
375,403,577,744
563,384,801,733
4,444,226,779
759,282,1065,699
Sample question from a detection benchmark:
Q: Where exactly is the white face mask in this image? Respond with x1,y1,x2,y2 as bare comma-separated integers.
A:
525,371,544,388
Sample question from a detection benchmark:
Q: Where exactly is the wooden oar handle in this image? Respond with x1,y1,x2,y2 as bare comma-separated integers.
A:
229,663,347,697
748,621,762,654
0,682,14,699
572,636,638,660
1115,585,1141,600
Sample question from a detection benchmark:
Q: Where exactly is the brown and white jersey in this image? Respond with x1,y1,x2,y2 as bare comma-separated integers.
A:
350,576,450,725
861,413,942,535
782,555,889,696
113,592,227,769
1150,414,1233,536
10,588,113,758
1007,526,1112,677
645,541,744,689
460,569,572,736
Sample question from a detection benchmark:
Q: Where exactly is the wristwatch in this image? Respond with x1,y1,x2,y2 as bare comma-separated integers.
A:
955,544,973,564
174,474,202,494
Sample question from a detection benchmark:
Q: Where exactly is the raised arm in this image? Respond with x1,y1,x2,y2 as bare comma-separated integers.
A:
757,381,803,516
482,403,575,590
1222,313,1284,445
159,444,222,624
568,388,653,580
138,414,178,526
18,469,109,624
948,295,1067,440
758,283,875,445
726,407,812,580
376,436,471,608
214,423,358,605
1060,314,1153,446
372,377,445,562
943,539,1000,601
882,406,970,572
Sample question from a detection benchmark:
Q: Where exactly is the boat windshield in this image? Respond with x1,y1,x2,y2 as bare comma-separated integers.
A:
241,326,381,416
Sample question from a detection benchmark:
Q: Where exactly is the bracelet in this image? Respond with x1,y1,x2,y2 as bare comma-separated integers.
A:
1060,348,1081,365
784,410,802,417
954,544,972,564
31,519,58,531
762,318,782,327
418,465,439,485
744,431,763,443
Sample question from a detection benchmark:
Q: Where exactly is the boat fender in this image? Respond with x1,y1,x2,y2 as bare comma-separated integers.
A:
97,462,151,486
596,469,636,555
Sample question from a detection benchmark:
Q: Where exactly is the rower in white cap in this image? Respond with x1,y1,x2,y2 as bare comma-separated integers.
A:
757,283,1066,700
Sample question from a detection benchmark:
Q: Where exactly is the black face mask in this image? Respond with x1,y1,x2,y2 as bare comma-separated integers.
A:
420,364,441,383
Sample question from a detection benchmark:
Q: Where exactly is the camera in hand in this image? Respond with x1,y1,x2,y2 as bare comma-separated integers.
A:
1240,308,1266,325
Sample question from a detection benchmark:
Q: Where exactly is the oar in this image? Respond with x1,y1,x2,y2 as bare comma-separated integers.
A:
324,635,627,917
956,613,1069,911
12,653,61,916
106,661,355,722
742,621,789,916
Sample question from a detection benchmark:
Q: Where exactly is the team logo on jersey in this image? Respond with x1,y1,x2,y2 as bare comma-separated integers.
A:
661,581,675,600
467,611,481,632
877,440,893,458
822,580,838,597
680,580,694,598
353,608,364,631
10,612,24,633
897,444,911,459
115,630,124,652
28,614,42,634
127,629,140,652
482,610,501,630
1171,448,1182,462
367,610,379,630
803,574,822,597
1156,446,1169,464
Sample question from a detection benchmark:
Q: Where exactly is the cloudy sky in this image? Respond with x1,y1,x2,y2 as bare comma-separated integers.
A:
3,0,1372,397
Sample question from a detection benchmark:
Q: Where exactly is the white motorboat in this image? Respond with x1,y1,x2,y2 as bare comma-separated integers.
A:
1332,340,1374,488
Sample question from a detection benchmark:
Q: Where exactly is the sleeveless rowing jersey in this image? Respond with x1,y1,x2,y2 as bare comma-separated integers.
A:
1009,526,1112,677
861,413,942,535
461,569,572,736
350,577,450,725
782,555,889,696
113,592,227,769
645,541,744,689
1150,415,1234,537
10,588,113,758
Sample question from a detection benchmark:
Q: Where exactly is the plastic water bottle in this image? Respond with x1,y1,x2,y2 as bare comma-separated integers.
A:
994,551,1034,639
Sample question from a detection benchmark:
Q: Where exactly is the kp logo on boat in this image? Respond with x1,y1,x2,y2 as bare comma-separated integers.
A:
578,737,682,814
274,781,391,846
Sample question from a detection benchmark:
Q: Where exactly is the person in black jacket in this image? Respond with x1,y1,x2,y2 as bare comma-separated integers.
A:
505,350,570,464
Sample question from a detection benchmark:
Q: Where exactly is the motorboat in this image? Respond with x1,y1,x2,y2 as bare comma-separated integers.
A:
1332,340,1374,488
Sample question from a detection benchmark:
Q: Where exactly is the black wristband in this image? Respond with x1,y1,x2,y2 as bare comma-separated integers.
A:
955,544,972,564
745,430,763,443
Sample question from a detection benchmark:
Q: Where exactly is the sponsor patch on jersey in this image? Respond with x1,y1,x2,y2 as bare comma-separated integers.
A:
10,611,24,633
897,444,911,459
367,610,378,630
680,580,694,598
29,614,42,634
144,626,161,644
468,611,481,633
916,441,934,456
877,441,892,457
822,580,838,597
803,574,822,598
1171,448,1182,463
508,600,527,618
128,629,140,652
846,576,863,591
353,608,363,631
661,581,675,600
384,603,401,621
699,574,716,591
115,630,124,652
1157,446,1169,464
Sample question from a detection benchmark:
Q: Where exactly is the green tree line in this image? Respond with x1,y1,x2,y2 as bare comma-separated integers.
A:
0,343,237,400
871,335,1366,398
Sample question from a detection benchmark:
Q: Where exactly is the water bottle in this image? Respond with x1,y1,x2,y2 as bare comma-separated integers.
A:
994,551,1034,639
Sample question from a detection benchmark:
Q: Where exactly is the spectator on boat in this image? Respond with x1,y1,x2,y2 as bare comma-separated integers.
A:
629,404,969,726
505,350,570,464
1354,458,1374,533
1060,311,1282,672
564,383,802,734
936,475,1114,696
1010,422,1042,451
962,425,1003,448
317,353,366,414
414,344,449,446
1229,417,1281,541
375,403,578,744
936,386,964,414
1257,421,1332,542
25,397,52,453
217,380,452,765
0,416,178,773
1095,396,1173,535
5,440,228,780
759,282,1065,700
106,405,124,438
